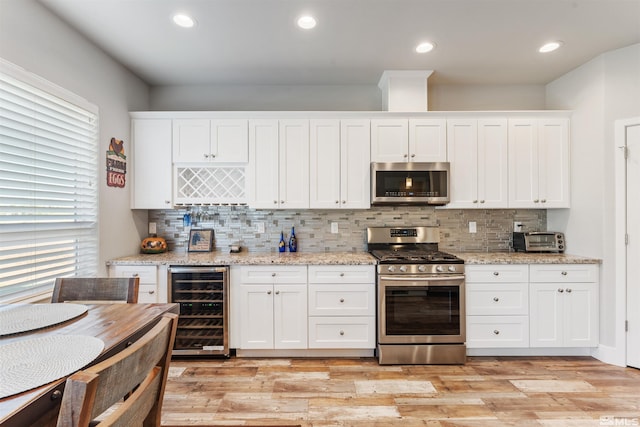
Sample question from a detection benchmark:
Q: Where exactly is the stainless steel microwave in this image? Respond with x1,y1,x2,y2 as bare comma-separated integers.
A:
371,162,450,205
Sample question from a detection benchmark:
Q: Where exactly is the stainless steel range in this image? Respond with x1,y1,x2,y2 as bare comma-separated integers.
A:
368,226,466,365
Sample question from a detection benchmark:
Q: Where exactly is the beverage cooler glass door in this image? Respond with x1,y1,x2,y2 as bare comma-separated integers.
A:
169,266,229,356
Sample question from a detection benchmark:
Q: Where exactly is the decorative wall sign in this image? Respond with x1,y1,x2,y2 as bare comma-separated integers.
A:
106,137,127,188
188,229,214,252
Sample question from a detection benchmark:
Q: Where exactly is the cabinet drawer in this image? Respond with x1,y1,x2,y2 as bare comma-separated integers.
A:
308,265,374,284
112,265,157,284
308,284,374,316
466,265,528,283
466,315,529,348
466,283,528,315
308,316,375,349
138,284,158,303
529,264,598,283
239,266,307,283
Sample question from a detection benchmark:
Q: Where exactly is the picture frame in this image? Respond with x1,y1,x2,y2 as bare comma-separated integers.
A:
187,229,214,252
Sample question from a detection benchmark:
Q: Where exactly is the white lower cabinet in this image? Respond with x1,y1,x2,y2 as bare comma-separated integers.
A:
529,264,599,347
108,264,168,304
236,266,307,349
308,266,375,349
466,265,529,348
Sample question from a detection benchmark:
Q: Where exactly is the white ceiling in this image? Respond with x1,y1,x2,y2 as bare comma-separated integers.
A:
38,0,640,87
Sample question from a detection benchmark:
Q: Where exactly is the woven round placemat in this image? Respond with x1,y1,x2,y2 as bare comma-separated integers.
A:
0,303,88,336
0,334,104,398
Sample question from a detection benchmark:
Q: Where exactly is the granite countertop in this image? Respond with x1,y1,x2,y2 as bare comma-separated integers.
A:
107,250,600,266
451,252,601,265
106,251,378,266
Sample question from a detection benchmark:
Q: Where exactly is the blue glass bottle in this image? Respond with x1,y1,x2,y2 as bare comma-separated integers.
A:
288,226,297,252
278,231,286,252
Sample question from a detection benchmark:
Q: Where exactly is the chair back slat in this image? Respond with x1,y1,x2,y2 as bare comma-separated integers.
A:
52,277,140,303
56,313,178,427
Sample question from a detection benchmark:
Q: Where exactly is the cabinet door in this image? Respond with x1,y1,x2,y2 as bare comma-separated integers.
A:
538,118,570,208
563,283,598,346
211,119,248,162
279,120,309,209
447,119,478,208
477,119,508,208
172,119,211,163
508,119,539,208
239,284,274,349
274,284,308,349
370,119,408,162
340,120,371,209
131,119,172,209
309,120,341,209
529,283,563,347
248,120,279,209
409,118,447,162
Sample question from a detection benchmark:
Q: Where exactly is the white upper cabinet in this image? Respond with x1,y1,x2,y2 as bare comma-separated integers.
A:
310,119,371,209
248,119,309,209
409,118,447,162
371,118,446,162
508,117,570,208
446,118,508,208
130,119,173,209
172,119,248,163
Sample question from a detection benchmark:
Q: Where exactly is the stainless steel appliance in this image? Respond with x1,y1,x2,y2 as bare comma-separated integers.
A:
371,162,450,205
168,266,229,356
512,231,565,253
368,226,466,365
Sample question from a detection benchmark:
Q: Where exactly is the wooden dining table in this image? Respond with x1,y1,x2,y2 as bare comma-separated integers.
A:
0,302,179,427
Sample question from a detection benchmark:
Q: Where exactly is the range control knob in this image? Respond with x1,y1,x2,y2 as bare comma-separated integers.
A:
448,266,457,272
418,265,427,272
386,265,395,273
436,265,444,272
399,265,407,273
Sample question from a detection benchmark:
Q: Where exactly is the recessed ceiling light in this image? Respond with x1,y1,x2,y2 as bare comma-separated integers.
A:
539,41,563,53
173,13,196,28
416,42,436,53
297,15,317,30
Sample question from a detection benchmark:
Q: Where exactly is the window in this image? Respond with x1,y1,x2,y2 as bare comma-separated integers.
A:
0,61,99,302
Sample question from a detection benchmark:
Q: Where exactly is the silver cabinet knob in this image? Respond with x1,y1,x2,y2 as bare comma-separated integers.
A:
203,153,209,159
558,288,564,293
561,271,568,276
340,273,345,277
165,200,171,204
335,200,340,204
473,200,478,203
480,200,485,203
566,288,572,293
267,290,272,295
274,200,278,204
342,200,346,204
410,154,415,158
339,298,345,303
281,200,285,204
271,273,276,277
403,154,408,158
493,330,500,335
493,271,499,276
541,199,546,203
275,290,280,295
493,297,499,302
339,330,345,336
534,199,539,203
148,290,155,294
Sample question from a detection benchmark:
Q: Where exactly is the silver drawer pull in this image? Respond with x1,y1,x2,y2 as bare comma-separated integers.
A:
493,297,499,302
566,288,572,293
561,271,568,276
148,290,155,294
558,288,564,293
339,330,345,336
493,272,499,276
493,330,500,335
339,298,345,303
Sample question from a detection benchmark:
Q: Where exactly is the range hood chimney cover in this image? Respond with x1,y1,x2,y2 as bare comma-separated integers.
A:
378,70,433,112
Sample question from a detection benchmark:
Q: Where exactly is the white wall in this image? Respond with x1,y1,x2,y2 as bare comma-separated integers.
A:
150,82,546,111
0,0,151,275
546,43,640,360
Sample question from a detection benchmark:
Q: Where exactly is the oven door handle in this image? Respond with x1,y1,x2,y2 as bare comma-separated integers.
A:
379,274,465,282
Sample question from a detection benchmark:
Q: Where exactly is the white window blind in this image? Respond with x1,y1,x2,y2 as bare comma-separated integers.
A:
0,64,99,301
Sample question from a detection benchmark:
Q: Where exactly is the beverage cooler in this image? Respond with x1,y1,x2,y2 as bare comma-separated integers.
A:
168,266,229,356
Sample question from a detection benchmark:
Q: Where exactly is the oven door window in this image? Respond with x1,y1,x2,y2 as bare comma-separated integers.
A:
385,286,461,336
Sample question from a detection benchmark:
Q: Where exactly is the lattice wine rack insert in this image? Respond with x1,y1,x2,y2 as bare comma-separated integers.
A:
175,166,246,204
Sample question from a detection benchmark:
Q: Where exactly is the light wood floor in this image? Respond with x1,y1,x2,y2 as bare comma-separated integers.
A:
162,356,640,426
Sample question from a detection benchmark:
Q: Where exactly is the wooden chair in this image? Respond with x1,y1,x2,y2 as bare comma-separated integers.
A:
56,312,178,427
51,277,140,304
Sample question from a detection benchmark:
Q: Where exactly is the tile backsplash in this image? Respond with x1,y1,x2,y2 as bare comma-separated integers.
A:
149,206,545,253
